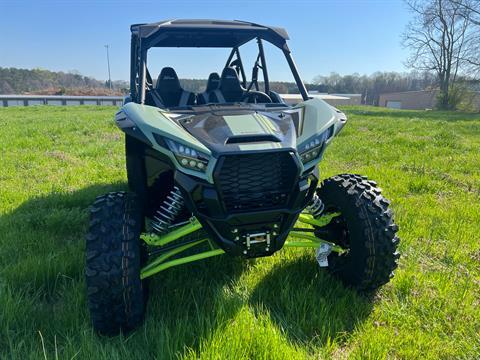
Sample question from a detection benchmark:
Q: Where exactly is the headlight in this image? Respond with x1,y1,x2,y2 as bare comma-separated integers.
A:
298,127,333,164
299,138,323,163
165,139,210,172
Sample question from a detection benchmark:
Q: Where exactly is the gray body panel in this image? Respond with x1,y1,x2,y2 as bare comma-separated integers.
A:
178,110,296,156
115,99,347,183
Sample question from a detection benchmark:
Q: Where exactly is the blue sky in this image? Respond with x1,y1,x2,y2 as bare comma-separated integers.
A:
0,0,411,82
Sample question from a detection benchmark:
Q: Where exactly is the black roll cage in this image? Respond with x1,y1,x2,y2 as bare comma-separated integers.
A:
129,21,309,105
223,38,269,94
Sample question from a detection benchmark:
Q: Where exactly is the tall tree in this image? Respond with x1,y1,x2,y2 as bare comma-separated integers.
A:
451,0,480,24
452,0,480,76
402,0,479,109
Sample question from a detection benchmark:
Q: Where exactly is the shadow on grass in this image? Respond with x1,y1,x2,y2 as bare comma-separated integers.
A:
0,183,127,297
249,254,373,347
0,183,247,357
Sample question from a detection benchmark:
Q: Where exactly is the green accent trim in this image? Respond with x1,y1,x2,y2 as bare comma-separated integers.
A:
289,231,346,253
141,239,208,279
139,216,225,279
141,247,225,279
298,212,341,227
284,240,321,248
141,218,202,246
138,213,348,279
298,214,325,227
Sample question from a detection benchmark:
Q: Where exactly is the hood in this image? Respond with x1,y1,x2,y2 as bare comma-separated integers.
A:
176,110,297,156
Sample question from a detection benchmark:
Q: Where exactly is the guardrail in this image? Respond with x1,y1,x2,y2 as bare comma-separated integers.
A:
0,95,124,107
0,93,361,107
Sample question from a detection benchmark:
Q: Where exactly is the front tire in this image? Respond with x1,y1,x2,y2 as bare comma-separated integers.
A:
317,174,400,291
85,192,148,335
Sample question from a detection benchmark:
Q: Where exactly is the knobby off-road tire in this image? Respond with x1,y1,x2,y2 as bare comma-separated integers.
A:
317,174,400,291
85,192,148,335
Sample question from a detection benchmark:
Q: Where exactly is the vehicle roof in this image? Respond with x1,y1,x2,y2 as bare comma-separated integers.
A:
130,19,290,49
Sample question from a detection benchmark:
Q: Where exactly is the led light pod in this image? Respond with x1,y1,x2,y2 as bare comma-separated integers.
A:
165,139,210,172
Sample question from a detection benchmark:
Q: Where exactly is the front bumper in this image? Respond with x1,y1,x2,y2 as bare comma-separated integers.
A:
174,166,319,257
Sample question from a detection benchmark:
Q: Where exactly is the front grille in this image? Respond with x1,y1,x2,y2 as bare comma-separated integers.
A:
216,152,298,213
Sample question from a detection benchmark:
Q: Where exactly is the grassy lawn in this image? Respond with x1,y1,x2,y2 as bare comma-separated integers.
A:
0,105,479,359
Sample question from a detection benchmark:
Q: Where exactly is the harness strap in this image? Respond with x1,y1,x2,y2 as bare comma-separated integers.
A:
150,90,164,107
201,92,210,104
179,91,191,107
213,89,226,103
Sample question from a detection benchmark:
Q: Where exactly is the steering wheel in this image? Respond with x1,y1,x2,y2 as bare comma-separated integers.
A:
241,91,272,104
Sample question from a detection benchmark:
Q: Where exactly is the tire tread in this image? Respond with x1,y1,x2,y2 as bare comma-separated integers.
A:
318,174,400,291
85,191,146,335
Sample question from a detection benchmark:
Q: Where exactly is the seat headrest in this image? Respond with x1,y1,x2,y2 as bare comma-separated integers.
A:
157,67,181,91
220,67,243,93
206,72,220,92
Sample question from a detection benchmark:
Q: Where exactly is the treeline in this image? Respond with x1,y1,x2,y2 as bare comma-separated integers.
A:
3,67,478,105
0,67,128,95
182,71,472,105
311,71,480,105
310,71,439,105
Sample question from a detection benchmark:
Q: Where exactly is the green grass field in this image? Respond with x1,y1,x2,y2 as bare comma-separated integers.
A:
0,105,479,359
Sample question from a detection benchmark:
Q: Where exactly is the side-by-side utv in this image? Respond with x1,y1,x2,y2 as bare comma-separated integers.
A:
85,19,400,335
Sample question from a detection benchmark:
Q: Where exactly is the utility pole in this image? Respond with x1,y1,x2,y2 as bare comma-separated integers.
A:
104,44,112,90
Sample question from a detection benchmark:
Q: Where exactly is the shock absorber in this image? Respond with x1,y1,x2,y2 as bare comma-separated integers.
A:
151,186,185,234
306,193,324,218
